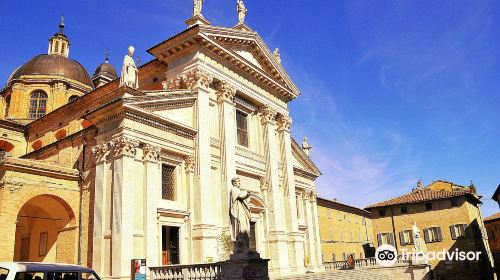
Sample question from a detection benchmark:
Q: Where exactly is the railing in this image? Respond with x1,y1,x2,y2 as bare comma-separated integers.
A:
325,256,410,271
150,263,223,280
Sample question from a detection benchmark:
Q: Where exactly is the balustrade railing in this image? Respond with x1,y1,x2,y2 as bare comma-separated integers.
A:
325,255,409,271
150,263,222,280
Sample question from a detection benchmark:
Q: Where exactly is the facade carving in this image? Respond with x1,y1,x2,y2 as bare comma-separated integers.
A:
259,105,276,125
277,114,292,132
142,144,161,162
109,136,140,158
216,81,236,104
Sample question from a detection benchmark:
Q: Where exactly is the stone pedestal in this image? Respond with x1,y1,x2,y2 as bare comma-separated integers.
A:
222,253,270,280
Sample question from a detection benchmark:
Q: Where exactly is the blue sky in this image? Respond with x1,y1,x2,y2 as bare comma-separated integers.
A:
0,0,499,216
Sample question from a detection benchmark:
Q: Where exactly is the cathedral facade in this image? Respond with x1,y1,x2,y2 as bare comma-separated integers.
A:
0,7,323,279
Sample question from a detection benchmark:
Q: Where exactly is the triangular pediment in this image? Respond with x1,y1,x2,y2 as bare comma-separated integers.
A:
147,25,300,101
291,138,321,178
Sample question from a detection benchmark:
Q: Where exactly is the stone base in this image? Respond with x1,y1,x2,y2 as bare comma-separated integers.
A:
222,253,269,280
185,15,211,27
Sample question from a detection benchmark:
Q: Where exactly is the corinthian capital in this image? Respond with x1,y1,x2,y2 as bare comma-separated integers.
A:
276,114,292,132
142,144,161,162
91,144,108,163
258,105,276,125
109,136,140,158
216,81,236,104
184,68,213,90
162,75,183,90
184,155,196,173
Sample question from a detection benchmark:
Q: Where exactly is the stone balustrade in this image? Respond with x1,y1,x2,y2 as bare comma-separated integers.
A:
324,256,410,271
150,263,223,280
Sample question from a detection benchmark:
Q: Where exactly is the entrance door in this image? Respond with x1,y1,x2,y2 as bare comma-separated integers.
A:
161,226,180,265
20,237,30,261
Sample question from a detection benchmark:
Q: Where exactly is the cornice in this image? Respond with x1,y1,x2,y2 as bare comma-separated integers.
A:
0,157,80,180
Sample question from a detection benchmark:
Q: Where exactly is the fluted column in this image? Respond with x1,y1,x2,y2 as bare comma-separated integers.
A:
260,106,290,276
185,155,195,264
216,81,237,228
142,144,161,267
304,190,317,269
186,69,219,262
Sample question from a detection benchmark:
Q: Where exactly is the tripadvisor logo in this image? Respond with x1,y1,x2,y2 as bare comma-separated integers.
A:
375,244,398,267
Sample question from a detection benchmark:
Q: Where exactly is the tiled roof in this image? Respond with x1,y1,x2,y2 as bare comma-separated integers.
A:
484,212,500,222
365,188,480,209
317,197,370,216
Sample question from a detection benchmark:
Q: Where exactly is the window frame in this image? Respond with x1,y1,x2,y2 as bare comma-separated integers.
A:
425,202,433,211
450,198,459,208
29,90,48,119
161,164,176,201
379,209,386,217
401,206,408,214
235,110,249,147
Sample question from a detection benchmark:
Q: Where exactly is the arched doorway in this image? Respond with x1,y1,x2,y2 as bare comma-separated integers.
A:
13,195,76,263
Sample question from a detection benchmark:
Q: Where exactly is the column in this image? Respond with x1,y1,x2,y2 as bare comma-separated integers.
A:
91,143,109,276
311,193,324,271
304,190,317,270
277,114,305,273
142,144,161,268
259,106,290,276
216,81,237,228
109,136,139,279
186,69,219,262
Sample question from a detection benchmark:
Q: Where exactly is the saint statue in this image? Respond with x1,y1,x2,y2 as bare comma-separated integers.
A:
120,46,139,89
302,136,312,157
237,0,247,25
229,177,251,253
193,0,204,17
412,221,421,252
273,48,281,64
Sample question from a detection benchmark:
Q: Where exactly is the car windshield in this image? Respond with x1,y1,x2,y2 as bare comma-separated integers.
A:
0,268,9,280
81,272,100,280
14,272,44,280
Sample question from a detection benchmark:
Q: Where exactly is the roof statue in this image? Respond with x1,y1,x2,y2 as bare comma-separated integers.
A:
273,48,281,64
302,136,312,157
119,46,139,89
193,0,204,17
237,0,247,25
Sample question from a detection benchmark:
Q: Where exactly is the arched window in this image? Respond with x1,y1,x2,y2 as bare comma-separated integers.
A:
68,95,79,103
29,91,48,119
55,41,59,53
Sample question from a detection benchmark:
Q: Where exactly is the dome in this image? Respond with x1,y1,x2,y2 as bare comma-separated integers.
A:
93,62,117,80
8,54,93,87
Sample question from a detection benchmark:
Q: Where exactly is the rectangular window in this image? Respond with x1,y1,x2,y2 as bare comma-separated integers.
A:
450,224,467,240
236,110,248,147
48,272,78,280
424,227,442,243
451,198,459,207
162,164,176,200
425,202,433,211
378,232,395,247
15,272,44,280
379,209,386,217
401,206,408,214
400,230,414,245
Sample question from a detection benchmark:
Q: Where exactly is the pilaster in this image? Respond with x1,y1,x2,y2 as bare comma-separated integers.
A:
259,106,290,276
185,155,196,264
189,68,219,262
216,81,237,228
142,144,161,267
304,191,317,270
310,193,324,271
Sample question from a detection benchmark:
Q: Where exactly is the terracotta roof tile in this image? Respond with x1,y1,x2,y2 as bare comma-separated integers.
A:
365,188,479,209
484,212,500,222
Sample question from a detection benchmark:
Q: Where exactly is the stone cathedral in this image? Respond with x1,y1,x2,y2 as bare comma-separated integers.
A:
0,3,323,279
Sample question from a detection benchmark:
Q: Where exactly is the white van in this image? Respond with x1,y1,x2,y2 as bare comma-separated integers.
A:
0,263,101,280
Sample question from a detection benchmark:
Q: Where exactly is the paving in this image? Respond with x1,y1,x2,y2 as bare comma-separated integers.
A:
272,269,394,280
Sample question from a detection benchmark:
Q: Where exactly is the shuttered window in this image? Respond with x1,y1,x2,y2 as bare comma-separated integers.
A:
377,232,396,247
162,165,176,200
236,110,248,147
399,230,414,245
423,227,442,243
450,224,467,240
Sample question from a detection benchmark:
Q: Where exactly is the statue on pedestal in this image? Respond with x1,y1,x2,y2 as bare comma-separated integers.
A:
229,177,251,254
237,0,247,25
193,0,204,16
120,46,139,89
273,48,281,64
412,221,428,264
302,137,312,156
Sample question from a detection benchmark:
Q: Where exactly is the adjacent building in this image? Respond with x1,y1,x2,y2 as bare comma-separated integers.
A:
485,212,500,276
0,6,324,279
365,180,494,280
317,197,375,263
